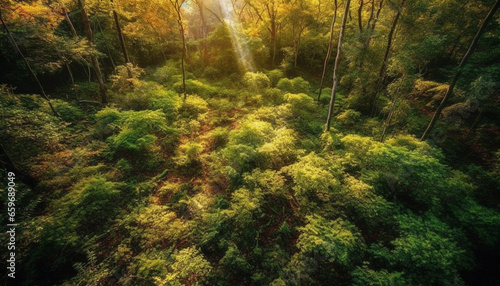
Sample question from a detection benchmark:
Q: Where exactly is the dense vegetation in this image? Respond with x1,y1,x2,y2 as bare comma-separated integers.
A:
1,0,500,285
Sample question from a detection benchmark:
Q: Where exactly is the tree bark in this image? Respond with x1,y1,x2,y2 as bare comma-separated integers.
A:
369,0,405,116
77,0,108,104
421,0,500,141
317,0,338,102
62,8,78,38
110,0,130,64
169,0,187,99
0,11,60,117
358,0,364,33
325,0,351,132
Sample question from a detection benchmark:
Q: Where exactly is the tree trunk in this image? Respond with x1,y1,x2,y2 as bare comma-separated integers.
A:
0,11,60,117
317,0,338,102
170,0,187,99
369,0,405,116
421,0,500,141
325,0,351,132
194,0,208,67
358,0,364,33
77,0,108,104
63,8,78,38
110,0,130,64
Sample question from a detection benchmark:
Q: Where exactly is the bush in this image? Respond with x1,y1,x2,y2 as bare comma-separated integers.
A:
258,127,302,169
178,95,208,120
277,77,311,94
242,72,270,91
109,63,145,93
266,69,284,87
336,109,361,127
53,100,85,122
284,93,317,116
70,177,124,233
204,127,230,150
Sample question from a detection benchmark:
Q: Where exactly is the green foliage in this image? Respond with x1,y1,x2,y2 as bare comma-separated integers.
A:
282,152,341,210
243,72,271,91
336,109,361,127
155,247,212,286
109,63,145,93
52,100,85,122
369,213,470,285
351,265,407,286
276,77,311,94
297,215,365,267
68,177,125,233
266,69,285,87
219,244,252,275
178,95,209,120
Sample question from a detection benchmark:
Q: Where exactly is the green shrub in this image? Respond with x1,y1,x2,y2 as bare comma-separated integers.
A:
277,77,311,94
174,141,204,167
109,63,145,93
70,177,124,233
242,72,270,91
297,215,365,267
202,66,221,80
173,79,218,97
178,95,208,120
258,127,302,169
282,152,342,210
228,120,274,147
204,127,230,150
336,109,361,127
284,93,317,116
53,100,85,122
267,69,284,87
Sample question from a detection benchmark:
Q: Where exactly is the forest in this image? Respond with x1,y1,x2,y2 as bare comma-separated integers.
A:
1,0,500,285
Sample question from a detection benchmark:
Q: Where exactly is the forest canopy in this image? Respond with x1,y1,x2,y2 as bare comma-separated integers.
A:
1,0,500,285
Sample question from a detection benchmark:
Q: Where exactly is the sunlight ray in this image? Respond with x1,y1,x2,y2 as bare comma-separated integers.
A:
217,0,255,72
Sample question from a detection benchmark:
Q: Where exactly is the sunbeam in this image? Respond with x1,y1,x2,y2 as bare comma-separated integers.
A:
217,0,255,72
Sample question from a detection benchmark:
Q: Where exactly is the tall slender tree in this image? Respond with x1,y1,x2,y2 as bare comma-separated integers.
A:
77,0,108,104
317,0,337,102
369,0,405,116
0,10,60,117
169,0,187,99
421,0,500,141
110,0,130,64
325,0,351,131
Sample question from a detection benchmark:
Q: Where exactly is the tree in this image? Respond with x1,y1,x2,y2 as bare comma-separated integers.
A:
317,0,337,102
0,10,59,117
421,0,500,141
369,0,406,116
77,0,108,103
325,0,351,131
110,0,130,64
169,0,187,99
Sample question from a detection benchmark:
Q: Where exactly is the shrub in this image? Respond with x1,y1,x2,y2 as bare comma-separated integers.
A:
266,69,284,87
53,100,85,122
277,77,311,94
228,120,274,147
173,79,218,97
258,127,302,169
284,93,317,116
178,95,208,120
336,109,361,127
70,177,124,233
203,127,230,150
282,153,342,210
174,142,204,167
109,63,145,93
242,72,270,91
297,215,365,267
